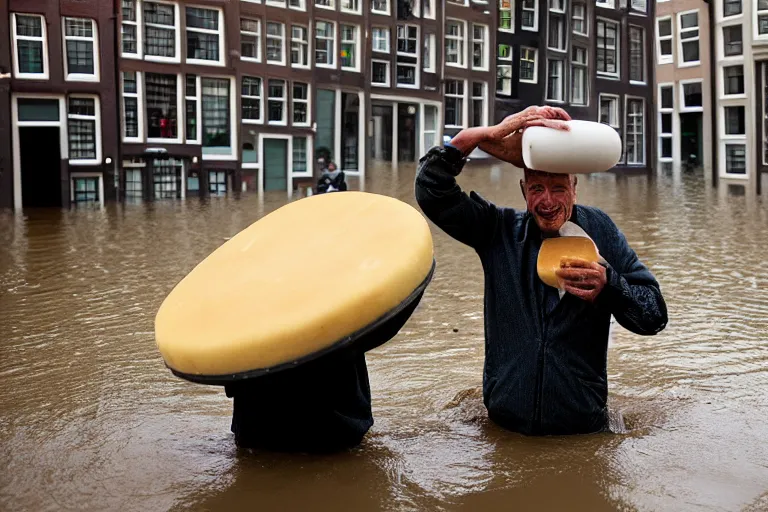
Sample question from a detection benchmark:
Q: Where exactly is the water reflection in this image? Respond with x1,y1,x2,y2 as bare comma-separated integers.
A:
1,162,768,511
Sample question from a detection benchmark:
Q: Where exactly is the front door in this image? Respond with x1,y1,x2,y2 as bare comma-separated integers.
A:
263,139,288,192
20,127,62,208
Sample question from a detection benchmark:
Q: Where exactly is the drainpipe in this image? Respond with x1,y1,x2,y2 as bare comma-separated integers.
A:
113,0,122,202
705,0,718,188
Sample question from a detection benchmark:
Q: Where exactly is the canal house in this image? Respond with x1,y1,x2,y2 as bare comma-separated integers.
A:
0,0,120,209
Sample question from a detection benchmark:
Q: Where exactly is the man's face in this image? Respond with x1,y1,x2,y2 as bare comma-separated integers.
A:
520,170,577,235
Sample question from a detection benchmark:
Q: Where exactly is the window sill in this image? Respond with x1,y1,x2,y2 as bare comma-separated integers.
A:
472,66,489,72
372,82,390,88
573,31,588,37
340,8,362,14
315,5,335,10
629,80,647,86
147,138,183,144
445,63,468,69
69,159,101,166
267,60,287,66
186,58,225,67
121,53,142,60
293,122,311,128
243,119,264,125
66,74,100,83
242,163,260,169
677,61,701,68
719,172,749,180
123,137,144,144
396,83,419,89
519,79,537,84
315,63,337,69
145,56,181,64
596,73,620,80
341,67,361,72
521,26,539,32
371,10,390,15
289,5,307,11
202,153,236,161
657,57,673,65
720,94,747,101
13,73,49,80
291,171,313,178
267,121,288,126
241,57,263,64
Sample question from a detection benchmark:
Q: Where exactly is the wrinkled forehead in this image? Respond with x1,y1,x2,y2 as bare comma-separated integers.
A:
523,168,575,185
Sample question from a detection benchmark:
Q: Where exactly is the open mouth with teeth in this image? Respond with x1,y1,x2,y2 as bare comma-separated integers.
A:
536,207,562,220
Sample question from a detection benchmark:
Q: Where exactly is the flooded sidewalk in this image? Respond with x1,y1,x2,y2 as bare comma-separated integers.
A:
1,163,767,511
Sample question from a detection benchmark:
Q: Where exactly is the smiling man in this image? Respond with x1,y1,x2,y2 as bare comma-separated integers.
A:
414,106,668,435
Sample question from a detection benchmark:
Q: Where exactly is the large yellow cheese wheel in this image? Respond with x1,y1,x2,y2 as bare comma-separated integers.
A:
537,236,599,288
154,192,434,380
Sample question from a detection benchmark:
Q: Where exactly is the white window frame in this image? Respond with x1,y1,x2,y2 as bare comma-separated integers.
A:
572,2,587,36
70,172,105,207
185,5,225,67
546,58,565,103
547,13,566,52
472,24,489,71
721,142,748,178
679,78,704,113
11,13,49,80
341,0,362,14
444,79,467,129
656,16,673,65
266,21,287,66
423,0,436,19
67,94,102,166
372,26,390,53
423,33,436,72
185,74,201,144
471,82,488,127
143,0,181,64
291,24,309,69
630,0,647,14
315,20,336,68
144,72,184,144
570,46,588,106
267,79,288,125
677,9,700,67
757,1,768,41
550,0,564,13
721,22,744,59
289,0,307,10
121,0,141,59
371,0,390,16
445,19,467,68
628,25,646,85
499,0,515,33
396,24,418,57
291,135,314,179
624,96,645,166
720,64,747,100
371,59,391,87
596,17,620,79
240,17,261,63
720,104,747,139
199,76,237,161
521,0,539,32
598,93,620,128
497,65,513,95
596,0,614,8
657,83,674,163
121,71,144,143
291,82,311,127
242,76,264,124
520,46,538,83
315,0,335,10
396,62,419,89
62,17,100,82
266,0,287,7
340,24,361,71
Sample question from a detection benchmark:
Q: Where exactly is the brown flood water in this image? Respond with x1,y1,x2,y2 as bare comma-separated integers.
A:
1,163,768,512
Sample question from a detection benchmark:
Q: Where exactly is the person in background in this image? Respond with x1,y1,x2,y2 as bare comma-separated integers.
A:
414,105,668,436
317,162,348,194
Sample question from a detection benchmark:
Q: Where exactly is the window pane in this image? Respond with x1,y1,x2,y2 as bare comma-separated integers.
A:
66,40,94,74
16,15,42,37
725,144,746,174
724,106,745,135
202,78,230,148
724,66,744,95
723,25,743,56
683,82,702,107
145,73,178,138
186,7,218,30
661,86,673,109
661,113,672,134
18,41,44,74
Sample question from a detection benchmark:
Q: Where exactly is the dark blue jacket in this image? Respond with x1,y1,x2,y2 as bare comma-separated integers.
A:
415,145,668,435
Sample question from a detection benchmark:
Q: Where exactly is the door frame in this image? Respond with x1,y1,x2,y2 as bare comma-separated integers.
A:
258,133,293,195
11,93,68,210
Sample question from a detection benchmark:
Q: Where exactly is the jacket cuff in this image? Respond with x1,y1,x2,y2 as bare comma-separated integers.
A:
595,262,625,312
422,143,466,177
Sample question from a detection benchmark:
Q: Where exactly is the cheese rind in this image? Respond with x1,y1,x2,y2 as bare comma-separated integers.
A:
154,192,434,376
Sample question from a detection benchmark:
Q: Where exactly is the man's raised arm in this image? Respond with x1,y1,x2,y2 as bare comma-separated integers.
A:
415,106,572,250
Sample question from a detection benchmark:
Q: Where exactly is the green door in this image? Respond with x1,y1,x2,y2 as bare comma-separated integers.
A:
263,139,288,191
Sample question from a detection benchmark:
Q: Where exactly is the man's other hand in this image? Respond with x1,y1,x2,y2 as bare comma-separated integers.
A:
555,257,607,303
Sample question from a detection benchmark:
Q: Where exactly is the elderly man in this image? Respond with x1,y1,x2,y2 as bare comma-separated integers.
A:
414,106,668,435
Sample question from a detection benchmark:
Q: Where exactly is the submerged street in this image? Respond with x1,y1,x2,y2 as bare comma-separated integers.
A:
1,162,767,512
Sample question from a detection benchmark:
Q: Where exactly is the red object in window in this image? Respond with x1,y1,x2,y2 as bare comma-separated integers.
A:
160,117,170,138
